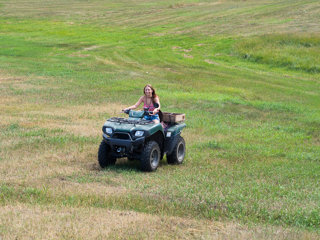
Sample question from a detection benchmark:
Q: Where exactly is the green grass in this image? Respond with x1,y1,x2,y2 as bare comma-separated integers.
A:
0,0,320,238
235,34,320,73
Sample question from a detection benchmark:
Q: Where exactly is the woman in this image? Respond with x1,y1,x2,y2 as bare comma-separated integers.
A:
123,84,161,123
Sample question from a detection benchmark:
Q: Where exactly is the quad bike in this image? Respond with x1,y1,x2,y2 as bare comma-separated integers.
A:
98,104,186,172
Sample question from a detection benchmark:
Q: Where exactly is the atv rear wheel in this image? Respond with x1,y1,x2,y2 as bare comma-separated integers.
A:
98,140,116,168
140,141,161,172
167,136,185,165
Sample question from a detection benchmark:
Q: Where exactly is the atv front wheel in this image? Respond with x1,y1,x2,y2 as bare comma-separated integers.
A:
167,136,185,165
140,141,161,172
98,140,116,168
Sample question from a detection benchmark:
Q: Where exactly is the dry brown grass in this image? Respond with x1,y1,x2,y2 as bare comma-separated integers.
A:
0,72,126,190
205,59,220,65
183,54,194,59
95,56,117,66
1,204,317,240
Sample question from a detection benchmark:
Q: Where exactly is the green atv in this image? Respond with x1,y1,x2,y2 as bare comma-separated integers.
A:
98,104,186,172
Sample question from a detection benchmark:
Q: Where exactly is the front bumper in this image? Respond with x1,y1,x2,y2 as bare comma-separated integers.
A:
103,133,145,157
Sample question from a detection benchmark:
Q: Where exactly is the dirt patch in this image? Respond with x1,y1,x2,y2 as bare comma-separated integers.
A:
183,48,192,52
171,1,223,9
183,54,193,59
171,30,191,35
83,45,101,51
205,59,220,65
148,32,165,37
95,56,116,65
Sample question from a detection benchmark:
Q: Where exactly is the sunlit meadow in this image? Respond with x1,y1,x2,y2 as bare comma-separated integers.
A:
0,0,319,239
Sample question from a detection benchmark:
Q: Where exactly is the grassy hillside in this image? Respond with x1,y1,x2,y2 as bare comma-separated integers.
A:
0,0,319,238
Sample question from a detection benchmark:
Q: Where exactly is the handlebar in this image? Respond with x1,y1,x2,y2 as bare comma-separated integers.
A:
122,108,154,116
123,103,159,115
144,107,154,116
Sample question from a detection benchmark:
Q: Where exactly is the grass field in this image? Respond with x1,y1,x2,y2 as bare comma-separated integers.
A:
1,0,320,239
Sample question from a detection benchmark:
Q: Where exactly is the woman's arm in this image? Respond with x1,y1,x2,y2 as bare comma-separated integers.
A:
123,96,144,111
151,97,160,115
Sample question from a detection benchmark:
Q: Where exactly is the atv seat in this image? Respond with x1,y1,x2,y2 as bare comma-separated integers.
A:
158,109,163,123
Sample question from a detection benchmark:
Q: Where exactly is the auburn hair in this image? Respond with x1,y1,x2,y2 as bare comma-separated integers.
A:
143,84,159,102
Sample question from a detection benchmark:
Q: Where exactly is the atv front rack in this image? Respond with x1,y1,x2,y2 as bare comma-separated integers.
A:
107,117,153,125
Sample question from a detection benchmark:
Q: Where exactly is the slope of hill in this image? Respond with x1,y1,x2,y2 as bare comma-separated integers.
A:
0,0,319,238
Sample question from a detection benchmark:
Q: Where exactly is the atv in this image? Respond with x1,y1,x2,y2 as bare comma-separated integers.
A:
98,104,186,172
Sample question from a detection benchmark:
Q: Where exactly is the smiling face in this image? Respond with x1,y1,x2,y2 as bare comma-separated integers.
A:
144,86,153,97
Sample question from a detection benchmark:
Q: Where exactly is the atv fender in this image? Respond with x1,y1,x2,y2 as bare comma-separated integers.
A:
163,132,182,155
163,122,186,155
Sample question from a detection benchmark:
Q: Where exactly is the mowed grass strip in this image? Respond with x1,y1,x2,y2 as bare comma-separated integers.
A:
1,182,319,230
2,204,318,240
0,0,320,238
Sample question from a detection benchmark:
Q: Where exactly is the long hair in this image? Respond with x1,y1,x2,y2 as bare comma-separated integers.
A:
143,84,159,102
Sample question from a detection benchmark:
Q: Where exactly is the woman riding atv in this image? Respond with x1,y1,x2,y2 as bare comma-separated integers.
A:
123,84,161,123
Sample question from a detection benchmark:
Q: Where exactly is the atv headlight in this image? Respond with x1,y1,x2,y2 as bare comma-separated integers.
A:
166,132,172,137
135,131,144,137
105,127,113,135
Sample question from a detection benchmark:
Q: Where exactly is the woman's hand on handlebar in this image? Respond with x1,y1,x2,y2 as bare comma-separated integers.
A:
149,109,159,116
122,108,130,114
